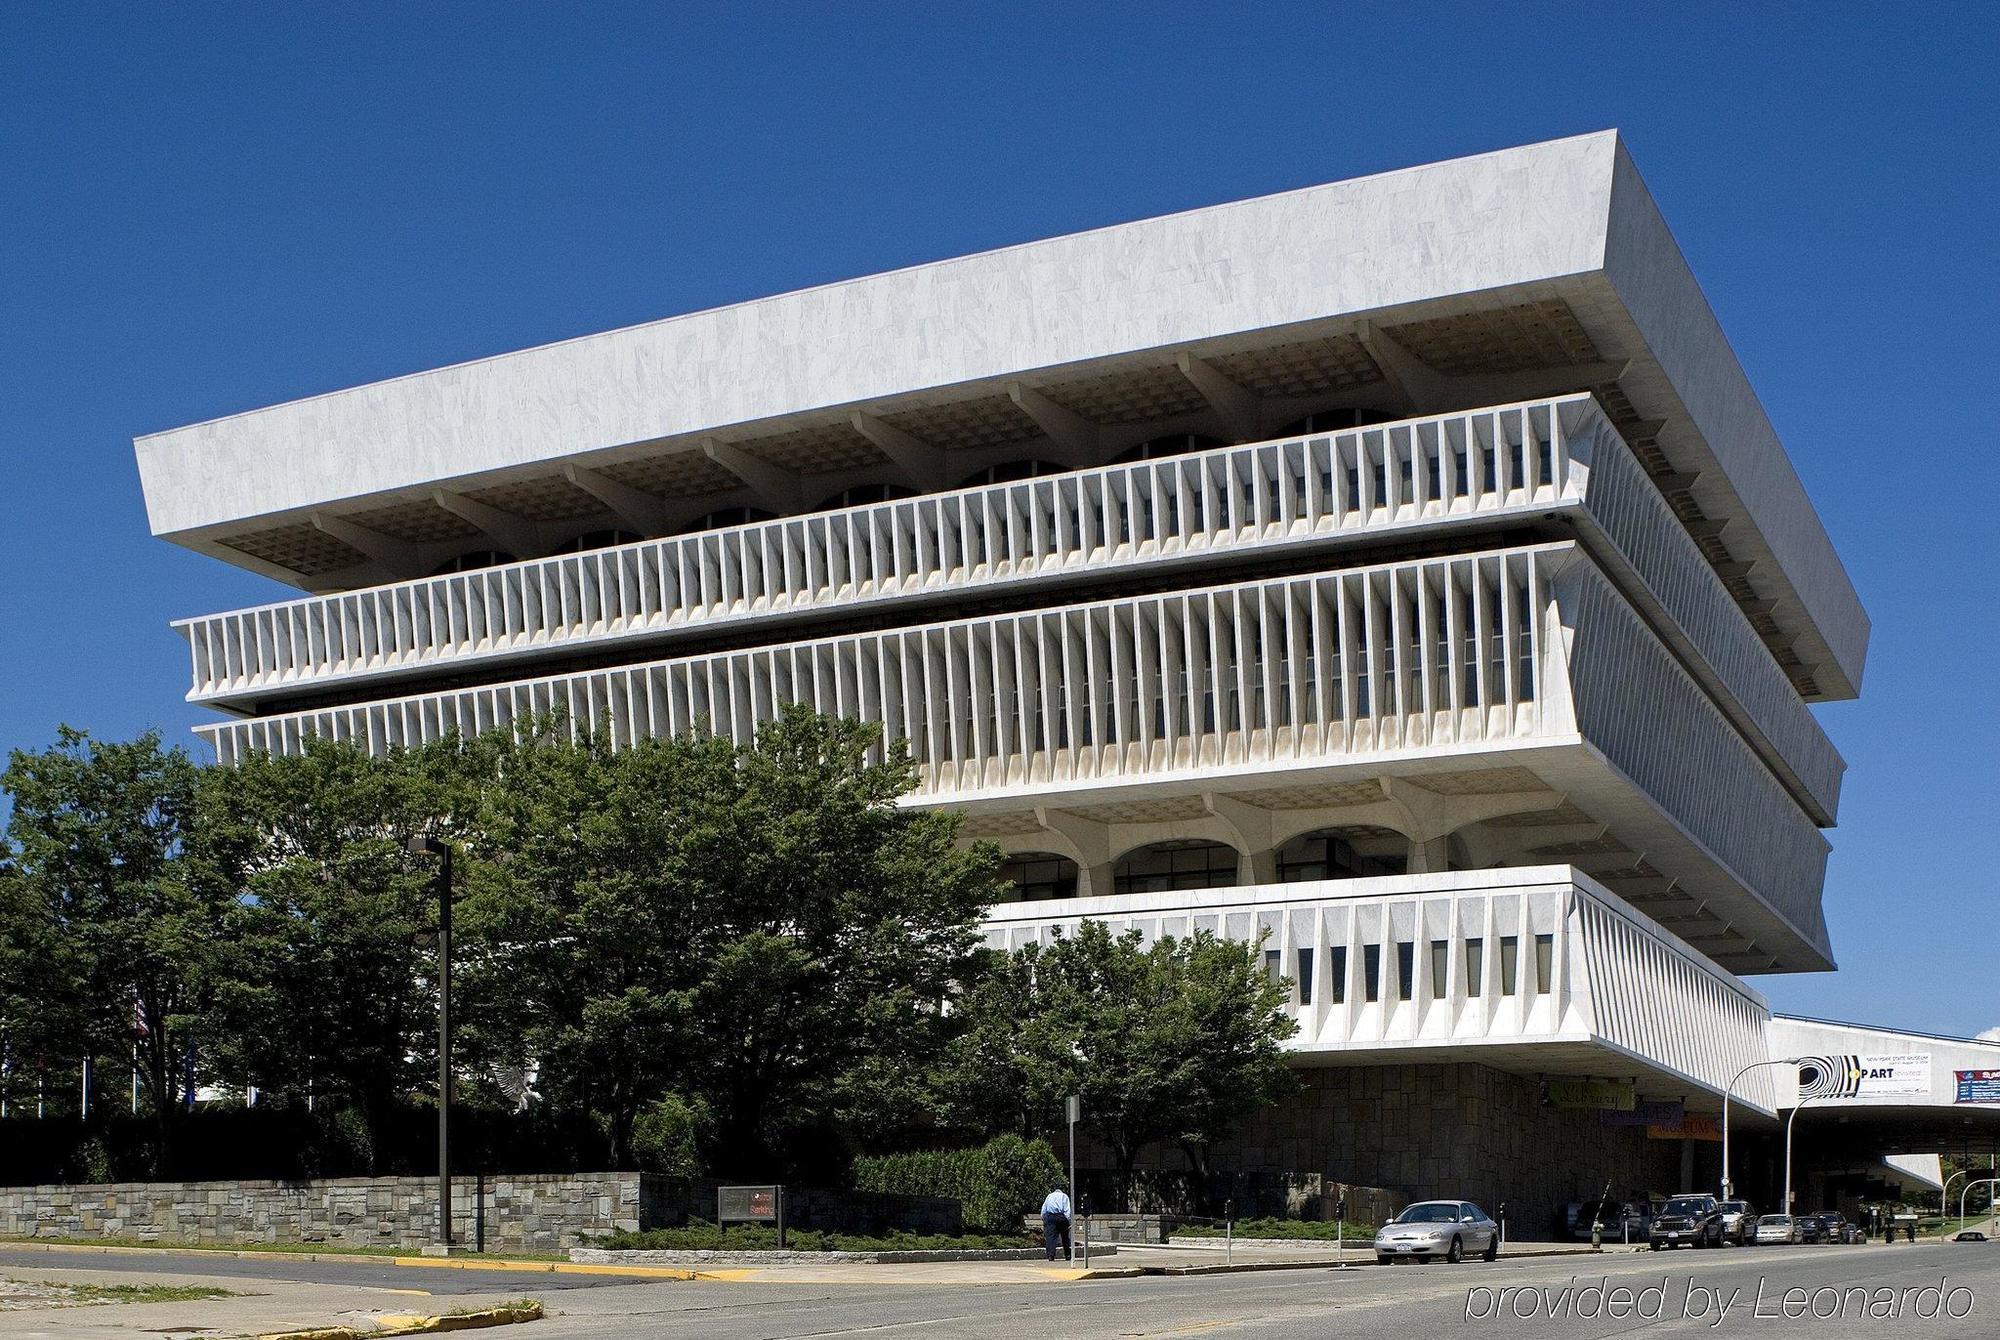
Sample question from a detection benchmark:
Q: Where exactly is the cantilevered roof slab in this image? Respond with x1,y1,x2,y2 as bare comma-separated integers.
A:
134,130,1867,698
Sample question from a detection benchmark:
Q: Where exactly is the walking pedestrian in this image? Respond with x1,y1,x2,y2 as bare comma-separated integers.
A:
1041,1186,1073,1261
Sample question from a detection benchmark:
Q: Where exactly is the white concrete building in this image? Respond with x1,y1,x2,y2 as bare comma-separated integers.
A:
138,132,1996,1218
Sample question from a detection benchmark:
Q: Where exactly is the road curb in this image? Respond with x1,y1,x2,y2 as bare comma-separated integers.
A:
392,1257,697,1280
1134,1244,1628,1277
0,1239,448,1266
260,1301,543,1339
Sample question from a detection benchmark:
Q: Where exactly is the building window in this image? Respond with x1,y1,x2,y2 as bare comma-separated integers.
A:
997,853,1078,903
556,528,642,554
430,549,517,575
1362,944,1381,1003
1464,937,1484,996
1276,831,1407,883
1500,936,1519,996
1328,946,1347,1004
1264,948,1281,988
682,506,776,533
1296,947,1315,1006
1395,941,1415,1002
958,460,1064,487
1534,933,1554,994
815,483,918,511
1112,840,1240,896
1429,940,1449,998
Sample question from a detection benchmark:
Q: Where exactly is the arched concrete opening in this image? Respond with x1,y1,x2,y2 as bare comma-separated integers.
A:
995,851,1080,903
1112,838,1243,896
1274,826,1409,882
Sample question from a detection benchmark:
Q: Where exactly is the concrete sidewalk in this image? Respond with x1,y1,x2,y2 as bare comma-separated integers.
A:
0,1262,534,1339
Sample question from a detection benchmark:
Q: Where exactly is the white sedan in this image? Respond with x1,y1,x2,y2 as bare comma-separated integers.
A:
1374,1200,1500,1263
1751,1214,1799,1245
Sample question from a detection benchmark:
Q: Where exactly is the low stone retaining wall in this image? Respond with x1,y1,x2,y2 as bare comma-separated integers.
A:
0,1172,641,1252
570,1244,1117,1265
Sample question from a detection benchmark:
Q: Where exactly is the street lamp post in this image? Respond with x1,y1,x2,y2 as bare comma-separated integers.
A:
408,835,454,1250
1721,1057,1801,1200
1961,1178,2000,1232
1782,1093,1822,1225
1936,1176,1968,1232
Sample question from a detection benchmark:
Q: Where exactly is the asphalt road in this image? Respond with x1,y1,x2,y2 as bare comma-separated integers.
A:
0,1246,618,1296
4,1240,1997,1336
534,1240,2000,1338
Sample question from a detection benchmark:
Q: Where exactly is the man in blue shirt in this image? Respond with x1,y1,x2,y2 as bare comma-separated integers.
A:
1040,1187,1073,1261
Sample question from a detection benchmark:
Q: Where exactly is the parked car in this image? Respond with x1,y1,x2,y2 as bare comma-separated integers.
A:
1813,1212,1857,1244
1374,1200,1500,1264
1650,1194,1723,1249
1953,1231,1988,1243
1797,1213,1829,1244
1752,1214,1799,1245
1715,1199,1757,1246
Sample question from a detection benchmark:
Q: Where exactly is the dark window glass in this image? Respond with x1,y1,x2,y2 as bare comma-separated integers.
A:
1363,944,1381,1003
1329,946,1347,1004
998,853,1078,903
1535,933,1555,994
1395,942,1415,1002
1296,947,1315,1006
1500,936,1520,996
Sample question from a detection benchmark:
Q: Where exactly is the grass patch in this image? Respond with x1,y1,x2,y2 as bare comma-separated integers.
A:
3,1277,240,1305
595,1223,1036,1253
1170,1217,1377,1242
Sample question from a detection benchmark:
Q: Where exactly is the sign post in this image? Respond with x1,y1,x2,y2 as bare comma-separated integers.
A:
1065,1093,1080,1264
1335,1194,1345,1268
719,1185,786,1249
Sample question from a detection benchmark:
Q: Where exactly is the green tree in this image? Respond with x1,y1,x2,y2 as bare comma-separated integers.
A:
462,707,1004,1176
190,733,481,1161
1,729,221,1149
941,920,1296,1210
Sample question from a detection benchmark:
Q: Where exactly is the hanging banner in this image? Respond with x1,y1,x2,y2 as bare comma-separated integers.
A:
1548,1077,1636,1111
1647,1113,1722,1142
1797,1053,1932,1098
1601,1099,1684,1128
1955,1070,2000,1105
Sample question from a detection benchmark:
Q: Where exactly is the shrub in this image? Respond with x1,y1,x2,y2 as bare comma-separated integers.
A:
852,1133,1064,1233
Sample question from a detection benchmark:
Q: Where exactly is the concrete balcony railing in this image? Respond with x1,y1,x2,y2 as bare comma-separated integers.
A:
196,541,1833,971
176,395,1840,823
981,866,1778,1113
199,543,1567,779
178,398,1576,702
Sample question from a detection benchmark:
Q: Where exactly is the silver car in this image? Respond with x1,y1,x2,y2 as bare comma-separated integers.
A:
1374,1200,1500,1263
1751,1214,1798,1245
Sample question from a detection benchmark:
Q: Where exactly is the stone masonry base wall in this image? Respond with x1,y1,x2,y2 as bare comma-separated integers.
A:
0,1172,641,1252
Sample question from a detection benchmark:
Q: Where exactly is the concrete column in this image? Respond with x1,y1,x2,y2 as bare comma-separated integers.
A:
1081,861,1118,900
1407,836,1452,874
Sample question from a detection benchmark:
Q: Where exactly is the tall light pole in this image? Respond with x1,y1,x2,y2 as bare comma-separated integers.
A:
1721,1057,1801,1200
1942,1167,1972,1221
408,835,454,1250
1782,1092,1822,1223
1963,1178,2000,1232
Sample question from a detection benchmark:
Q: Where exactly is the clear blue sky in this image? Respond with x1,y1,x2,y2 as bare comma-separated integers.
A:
3,5,1995,1034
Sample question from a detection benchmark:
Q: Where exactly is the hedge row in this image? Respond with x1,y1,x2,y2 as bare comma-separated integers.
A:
851,1134,1064,1232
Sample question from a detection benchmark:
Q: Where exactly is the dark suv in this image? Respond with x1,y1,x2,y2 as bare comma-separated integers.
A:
1650,1194,1723,1250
